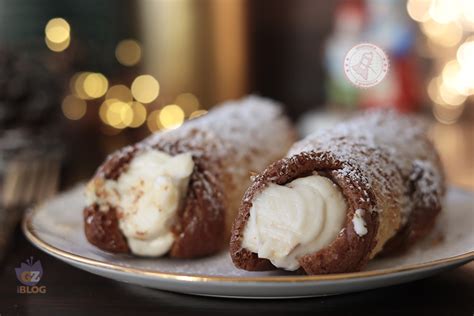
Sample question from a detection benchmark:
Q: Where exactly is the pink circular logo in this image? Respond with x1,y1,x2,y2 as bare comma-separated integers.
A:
344,43,389,88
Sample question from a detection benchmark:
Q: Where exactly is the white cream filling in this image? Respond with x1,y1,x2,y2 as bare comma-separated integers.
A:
86,150,194,256
352,209,368,236
241,174,347,271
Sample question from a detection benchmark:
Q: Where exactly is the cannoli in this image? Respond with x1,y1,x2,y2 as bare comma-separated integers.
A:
230,110,444,274
84,96,295,258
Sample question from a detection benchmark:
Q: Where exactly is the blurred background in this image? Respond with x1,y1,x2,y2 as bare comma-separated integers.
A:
0,0,473,247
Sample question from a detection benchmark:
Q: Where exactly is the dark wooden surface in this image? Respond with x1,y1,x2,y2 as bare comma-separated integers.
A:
0,227,473,316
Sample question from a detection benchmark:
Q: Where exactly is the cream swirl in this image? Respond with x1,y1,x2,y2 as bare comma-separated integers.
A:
86,150,194,256
242,174,347,270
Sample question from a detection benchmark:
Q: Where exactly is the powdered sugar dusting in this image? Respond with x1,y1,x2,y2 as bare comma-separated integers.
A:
89,95,295,239
289,109,444,225
145,95,293,178
145,95,295,217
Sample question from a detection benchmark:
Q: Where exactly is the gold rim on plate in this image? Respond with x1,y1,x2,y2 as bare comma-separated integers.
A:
22,200,474,284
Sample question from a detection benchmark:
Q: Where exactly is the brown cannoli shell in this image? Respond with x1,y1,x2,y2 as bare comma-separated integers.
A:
230,152,380,274
84,97,296,258
230,110,445,274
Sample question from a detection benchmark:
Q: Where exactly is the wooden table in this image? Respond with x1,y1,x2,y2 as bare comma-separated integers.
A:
0,122,473,315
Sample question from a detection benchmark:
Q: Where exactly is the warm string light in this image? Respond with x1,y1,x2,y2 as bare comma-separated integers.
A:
131,75,160,103
83,73,109,98
70,72,109,100
407,0,474,124
106,84,133,103
61,95,86,120
115,39,142,66
159,105,185,129
175,93,200,116
146,110,162,132
54,31,200,131
129,102,147,128
44,18,71,52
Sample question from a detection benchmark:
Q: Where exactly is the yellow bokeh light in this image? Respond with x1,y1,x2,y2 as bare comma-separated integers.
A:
429,0,461,24
115,39,142,66
99,99,133,128
61,95,86,120
70,72,90,99
45,36,70,52
83,73,108,99
420,19,444,38
175,93,199,115
106,85,133,103
129,102,147,128
457,38,474,71
442,60,461,86
407,0,431,22
440,60,470,96
105,102,124,127
461,0,474,23
421,20,462,47
131,75,160,103
146,110,163,132
159,105,185,129
439,82,466,106
99,99,111,124
433,103,464,124
45,18,70,43
189,109,208,119
427,76,444,105
44,18,70,52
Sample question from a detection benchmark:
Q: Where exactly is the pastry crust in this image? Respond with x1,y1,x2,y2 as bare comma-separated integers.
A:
230,110,445,274
84,96,296,258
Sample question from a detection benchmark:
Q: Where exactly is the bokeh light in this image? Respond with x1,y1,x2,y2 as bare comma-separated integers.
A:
429,0,461,24
407,0,432,22
61,95,86,120
44,18,70,52
146,110,163,132
115,39,142,66
83,73,109,99
441,59,471,96
99,99,133,129
407,0,473,124
457,38,474,70
421,20,462,47
461,0,474,24
70,72,109,100
439,82,467,106
131,75,160,103
70,72,89,99
159,105,185,129
427,76,444,105
106,85,133,103
433,103,465,124
45,36,70,52
129,102,147,128
174,93,199,116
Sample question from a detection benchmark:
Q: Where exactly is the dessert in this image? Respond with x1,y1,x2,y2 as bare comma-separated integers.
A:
230,110,445,274
84,96,296,258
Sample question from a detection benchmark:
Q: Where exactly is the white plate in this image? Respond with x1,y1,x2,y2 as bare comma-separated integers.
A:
23,185,474,299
